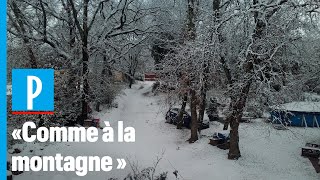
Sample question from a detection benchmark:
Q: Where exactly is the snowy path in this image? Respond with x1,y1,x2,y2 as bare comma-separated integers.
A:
14,81,320,180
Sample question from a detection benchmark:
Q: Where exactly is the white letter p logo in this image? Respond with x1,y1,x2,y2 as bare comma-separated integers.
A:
27,76,42,110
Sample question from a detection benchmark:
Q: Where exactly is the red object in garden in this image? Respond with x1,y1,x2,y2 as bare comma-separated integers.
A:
84,118,100,128
144,73,157,81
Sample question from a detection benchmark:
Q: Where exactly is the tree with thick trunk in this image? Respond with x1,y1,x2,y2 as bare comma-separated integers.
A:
225,0,290,159
177,0,197,131
189,89,198,143
197,85,206,124
68,0,98,124
177,93,188,129
227,81,251,159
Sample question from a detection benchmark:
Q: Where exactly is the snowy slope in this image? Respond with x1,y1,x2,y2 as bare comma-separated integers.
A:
11,81,320,180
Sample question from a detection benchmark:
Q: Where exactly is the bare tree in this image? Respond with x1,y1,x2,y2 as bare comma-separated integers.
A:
212,0,320,159
7,0,37,68
177,0,198,133
8,0,160,124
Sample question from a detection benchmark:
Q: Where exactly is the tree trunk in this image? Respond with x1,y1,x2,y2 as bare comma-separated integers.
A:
198,58,209,124
227,81,251,159
177,0,197,130
186,0,196,40
25,43,37,68
189,89,198,143
228,117,240,159
128,71,134,88
198,85,206,126
228,0,268,159
95,102,100,112
223,95,236,130
177,93,188,129
129,78,134,88
80,0,90,125
213,0,234,131
81,47,89,124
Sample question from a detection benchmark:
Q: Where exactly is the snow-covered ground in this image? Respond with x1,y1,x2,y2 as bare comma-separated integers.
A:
10,81,320,180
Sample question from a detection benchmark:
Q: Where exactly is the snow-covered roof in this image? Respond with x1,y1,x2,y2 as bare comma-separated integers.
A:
271,101,320,113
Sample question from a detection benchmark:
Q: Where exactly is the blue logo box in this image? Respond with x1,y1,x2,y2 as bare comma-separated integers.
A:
12,69,54,112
